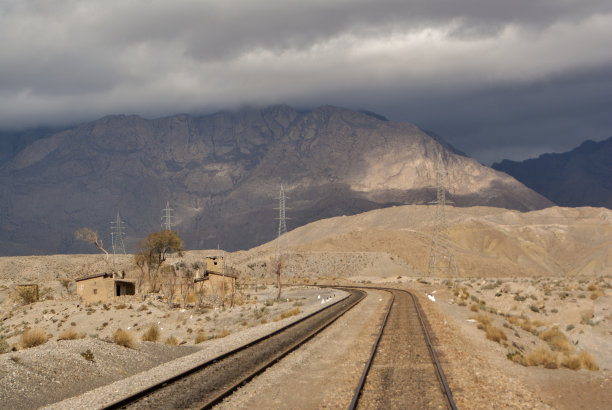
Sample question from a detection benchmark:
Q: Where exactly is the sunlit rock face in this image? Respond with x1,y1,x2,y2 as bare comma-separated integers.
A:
0,105,552,255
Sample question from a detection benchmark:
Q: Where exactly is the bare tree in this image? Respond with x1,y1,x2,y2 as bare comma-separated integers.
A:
161,265,178,305
134,230,184,293
179,268,195,308
195,281,207,309
75,227,109,256
273,258,285,300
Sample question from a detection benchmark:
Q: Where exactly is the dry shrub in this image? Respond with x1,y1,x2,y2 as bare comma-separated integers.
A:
278,308,301,320
470,304,479,312
142,324,161,342
20,328,48,348
194,330,207,344
539,327,573,353
14,287,38,305
507,351,526,366
560,351,599,371
112,328,135,348
562,354,582,370
577,352,599,371
58,329,81,341
520,318,535,334
485,325,507,343
587,283,598,292
233,293,245,306
526,347,558,368
473,313,506,344
214,329,230,339
507,316,520,326
590,290,604,300
0,338,9,354
164,336,179,346
473,314,491,327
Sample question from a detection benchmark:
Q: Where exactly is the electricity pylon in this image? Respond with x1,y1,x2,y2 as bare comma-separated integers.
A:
274,184,291,274
161,201,175,231
427,157,458,284
111,212,127,255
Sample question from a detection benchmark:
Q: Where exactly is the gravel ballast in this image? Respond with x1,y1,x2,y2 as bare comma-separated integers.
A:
34,288,347,409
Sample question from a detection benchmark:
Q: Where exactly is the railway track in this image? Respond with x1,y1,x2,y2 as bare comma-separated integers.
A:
349,287,456,410
103,285,454,409
103,289,365,410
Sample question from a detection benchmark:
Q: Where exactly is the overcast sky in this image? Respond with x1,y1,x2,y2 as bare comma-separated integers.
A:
1,0,611,164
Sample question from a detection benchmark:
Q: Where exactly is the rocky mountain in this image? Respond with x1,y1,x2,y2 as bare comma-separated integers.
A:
0,105,553,255
493,137,612,208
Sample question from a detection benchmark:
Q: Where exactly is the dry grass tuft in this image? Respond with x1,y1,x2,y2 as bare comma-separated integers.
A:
590,290,604,300
214,329,230,339
518,345,599,371
164,335,179,346
472,313,506,344
485,325,507,343
560,351,599,370
58,329,81,341
577,351,599,371
539,327,573,353
141,324,161,342
472,314,491,327
20,328,48,348
470,304,479,312
507,316,520,326
276,307,302,321
194,330,207,344
526,347,558,368
112,328,135,348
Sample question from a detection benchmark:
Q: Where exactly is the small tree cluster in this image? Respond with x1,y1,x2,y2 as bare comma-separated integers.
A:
134,230,184,292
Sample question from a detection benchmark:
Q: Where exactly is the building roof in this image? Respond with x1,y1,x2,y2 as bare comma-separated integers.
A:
208,271,238,279
75,272,113,282
114,279,136,285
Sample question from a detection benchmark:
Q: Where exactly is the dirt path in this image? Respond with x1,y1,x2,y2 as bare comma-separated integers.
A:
214,289,391,409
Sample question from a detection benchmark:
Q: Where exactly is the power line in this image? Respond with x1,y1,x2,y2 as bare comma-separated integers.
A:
111,212,126,255
427,157,458,283
161,201,175,231
274,184,291,273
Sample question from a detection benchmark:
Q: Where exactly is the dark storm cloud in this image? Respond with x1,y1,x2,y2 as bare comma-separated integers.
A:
1,0,611,162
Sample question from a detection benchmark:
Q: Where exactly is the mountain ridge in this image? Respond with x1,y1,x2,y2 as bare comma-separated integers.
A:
0,105,553,255
493,136,612,208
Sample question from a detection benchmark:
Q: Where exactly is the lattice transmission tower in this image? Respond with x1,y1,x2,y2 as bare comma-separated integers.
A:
274,185,291,273
111,212,127,255
427,158,458,283
161,201,175,231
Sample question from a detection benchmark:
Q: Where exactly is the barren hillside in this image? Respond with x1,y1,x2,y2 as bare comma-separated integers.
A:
232,205,612,278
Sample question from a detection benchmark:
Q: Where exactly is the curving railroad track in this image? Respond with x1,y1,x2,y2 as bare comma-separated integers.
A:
348,287,456,409
102,286,455,410
103,289,365,410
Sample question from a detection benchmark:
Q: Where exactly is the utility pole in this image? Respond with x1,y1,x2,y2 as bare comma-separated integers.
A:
161,201,175,231
427,157,458,284
274,184,291,274
110,212,127,255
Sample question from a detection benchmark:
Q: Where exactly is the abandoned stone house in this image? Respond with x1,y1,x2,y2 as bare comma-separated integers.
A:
193,256,237,298
76,271,136,303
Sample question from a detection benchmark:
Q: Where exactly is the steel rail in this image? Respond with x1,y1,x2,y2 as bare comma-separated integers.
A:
344,285,457,410
102,288,365,410
347,291,394,410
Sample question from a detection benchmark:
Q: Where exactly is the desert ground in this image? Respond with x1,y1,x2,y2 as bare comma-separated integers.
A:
1,204,611,409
